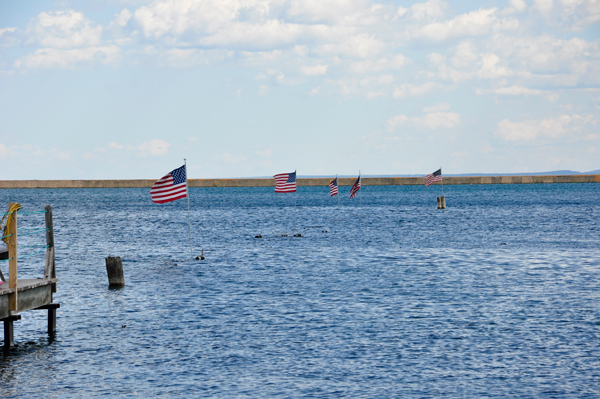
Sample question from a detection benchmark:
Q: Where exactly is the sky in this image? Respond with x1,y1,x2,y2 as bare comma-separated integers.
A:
0,0,599,179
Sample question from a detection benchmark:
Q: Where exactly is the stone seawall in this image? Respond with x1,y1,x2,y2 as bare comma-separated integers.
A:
1,175,599,189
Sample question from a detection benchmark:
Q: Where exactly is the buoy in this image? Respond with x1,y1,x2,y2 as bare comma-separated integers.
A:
200,249,205,260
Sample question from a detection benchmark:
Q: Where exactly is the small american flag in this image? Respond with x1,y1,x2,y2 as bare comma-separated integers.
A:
349,175,361,198
274,171,296,193
424,169,442,187
328,177,338,197
151,165,187,203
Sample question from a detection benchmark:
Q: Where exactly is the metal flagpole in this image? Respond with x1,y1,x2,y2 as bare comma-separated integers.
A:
440,166,444,197
337,174,339,218
294,170,297,233
359,170,362,208
184,158,193,259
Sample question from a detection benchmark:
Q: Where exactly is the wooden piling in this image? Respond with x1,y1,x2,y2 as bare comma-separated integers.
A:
441,196,446,209
437,197,441,209
44,205,56,293
105,257,125,287
3,315,20,350
7,202,18,311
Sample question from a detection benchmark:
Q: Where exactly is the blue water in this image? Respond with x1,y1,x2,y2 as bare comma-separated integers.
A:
1,183,600,397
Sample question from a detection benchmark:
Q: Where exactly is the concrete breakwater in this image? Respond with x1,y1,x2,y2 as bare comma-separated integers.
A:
1,175,599,189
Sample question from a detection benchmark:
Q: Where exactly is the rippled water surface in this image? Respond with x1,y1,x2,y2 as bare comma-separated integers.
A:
1,183,600,397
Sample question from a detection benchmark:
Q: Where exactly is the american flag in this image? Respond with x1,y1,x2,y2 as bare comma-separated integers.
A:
274,171,296,193
424,168,442,187
150,165,188,203
328,177,338,197
349,175,361,198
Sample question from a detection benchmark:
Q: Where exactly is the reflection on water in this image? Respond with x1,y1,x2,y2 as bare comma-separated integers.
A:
1,184,600,397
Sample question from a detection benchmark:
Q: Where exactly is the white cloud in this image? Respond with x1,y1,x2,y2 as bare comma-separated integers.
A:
111,9,133,28
16,46,120,68
414,111,460,128
301,64,328,76
350,54,409,73
286,0,370,23
419,8,518,41
0,143,10,158
494,85,545,95
532,0,554,14
258,84,269,95
503,0,528,14
423,102,450,112
26,10,103,49
393,82,438,98
108,142,124,149
317,34,384,58
407,0,447,21
495,114,593,141
138,139,170,156
386,115,409,131
0,27,17,37
387,107,460,130
451,41,478,68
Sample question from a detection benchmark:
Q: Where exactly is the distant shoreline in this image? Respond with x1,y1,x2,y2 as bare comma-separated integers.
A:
1,175,599,189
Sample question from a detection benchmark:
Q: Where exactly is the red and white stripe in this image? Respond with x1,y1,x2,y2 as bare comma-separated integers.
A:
150,174,187,204
424,174,442,187
274,173,296,193
328,179,338,197
349,176,361,198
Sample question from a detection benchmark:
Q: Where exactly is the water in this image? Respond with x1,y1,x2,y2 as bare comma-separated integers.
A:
1,183,600,397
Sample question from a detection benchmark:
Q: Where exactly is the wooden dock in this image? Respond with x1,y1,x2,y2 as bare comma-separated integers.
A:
0,203,59,351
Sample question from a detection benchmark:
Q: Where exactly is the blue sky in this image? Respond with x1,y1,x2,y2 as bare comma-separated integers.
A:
0,0,599,179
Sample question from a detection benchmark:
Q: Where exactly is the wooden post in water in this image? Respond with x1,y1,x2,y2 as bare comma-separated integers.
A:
44,205,56,293
3,315,20,351
441,196,446,209
7,202,18,311
437,197,442,209
105,257,125,287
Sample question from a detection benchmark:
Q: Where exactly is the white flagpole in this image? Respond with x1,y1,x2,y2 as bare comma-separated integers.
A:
184,158,193,259
440,166,444,197
359,170,362,208
294,170,297,233
336,174,339,216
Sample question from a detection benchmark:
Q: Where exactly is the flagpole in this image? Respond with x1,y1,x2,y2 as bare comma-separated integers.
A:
336,174,339,221
184,158,193,259
440,166,444,197
294,170,297,233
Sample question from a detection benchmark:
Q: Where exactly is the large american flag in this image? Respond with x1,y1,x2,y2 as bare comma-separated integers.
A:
274,171,296,193
424,168,442,187
349,175,361,198
150,165,188,203
328,177,338,197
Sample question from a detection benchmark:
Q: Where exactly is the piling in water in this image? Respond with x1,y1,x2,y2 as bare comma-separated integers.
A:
437,196,447,209
105,256,125,287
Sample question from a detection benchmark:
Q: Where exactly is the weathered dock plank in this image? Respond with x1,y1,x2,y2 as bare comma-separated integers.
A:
0,279,58,318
